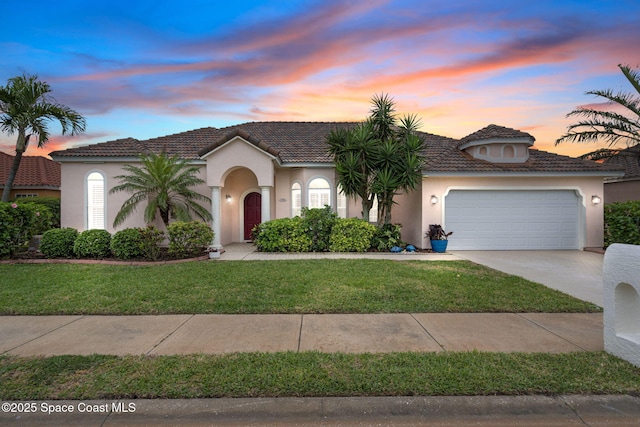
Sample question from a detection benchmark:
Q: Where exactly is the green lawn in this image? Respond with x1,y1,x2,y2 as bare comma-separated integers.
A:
1,352,638,400
0,259,600,314
3,259,631,400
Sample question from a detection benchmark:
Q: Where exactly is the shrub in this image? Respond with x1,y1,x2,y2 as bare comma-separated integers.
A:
604,201,640,247
40,228,78,258
17,202,54,236
301,206,338,252
19,197,60,228
167,221,214,259
372,223,404,251
0,202,46,258
139,226,165,261
111,228,145,259
74,229,112,258
329,218,377,252
253,217,312,252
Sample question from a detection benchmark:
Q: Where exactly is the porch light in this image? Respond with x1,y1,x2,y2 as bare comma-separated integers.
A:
591,195,602,205
430,195,439,205
226,194,232,203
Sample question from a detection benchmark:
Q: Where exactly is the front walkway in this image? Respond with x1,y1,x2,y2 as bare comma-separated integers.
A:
219,242,459,261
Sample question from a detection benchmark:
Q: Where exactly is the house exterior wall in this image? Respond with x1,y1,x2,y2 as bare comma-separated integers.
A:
60,161,210,234
604,180,640,203
387,183,424,247
205,138,274,187
4,188,60,199
422,175,606,249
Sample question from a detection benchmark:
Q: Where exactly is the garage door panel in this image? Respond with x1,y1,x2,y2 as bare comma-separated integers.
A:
444,190,580,250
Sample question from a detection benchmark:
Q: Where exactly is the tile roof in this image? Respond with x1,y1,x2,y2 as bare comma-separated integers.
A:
459,124,535,146
0,152,61,188
50,122,357,163
49,121,622,175
603,145,640,179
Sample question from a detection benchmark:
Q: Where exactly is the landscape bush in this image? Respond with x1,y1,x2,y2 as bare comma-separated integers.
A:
74,229,112,258
329,218,377,252
139,226,165,261
167,221,214,259
0,203,30,258
253,217,312,252
110,228,145,259
0,202,54,258
301,206,338,251
18,197,60,229
371,223,404,251
40,228,79,258
604,201,640,247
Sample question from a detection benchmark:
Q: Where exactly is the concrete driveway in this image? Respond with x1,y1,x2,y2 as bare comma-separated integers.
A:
453,250,604,307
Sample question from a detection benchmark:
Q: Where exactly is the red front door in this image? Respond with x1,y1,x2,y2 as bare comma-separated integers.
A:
244,192,262,240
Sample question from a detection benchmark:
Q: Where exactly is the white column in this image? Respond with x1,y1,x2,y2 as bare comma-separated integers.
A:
210,186,222,249
260,186,271,223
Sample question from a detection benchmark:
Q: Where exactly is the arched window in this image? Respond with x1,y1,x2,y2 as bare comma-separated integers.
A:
291,182,301,217
87,172,105,230
308,178,330,209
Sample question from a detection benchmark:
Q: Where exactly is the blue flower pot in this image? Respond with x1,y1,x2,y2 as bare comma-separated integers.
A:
430,240,448,253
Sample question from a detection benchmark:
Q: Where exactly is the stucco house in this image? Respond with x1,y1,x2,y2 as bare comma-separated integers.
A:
0,152,61,199
49,122,623,251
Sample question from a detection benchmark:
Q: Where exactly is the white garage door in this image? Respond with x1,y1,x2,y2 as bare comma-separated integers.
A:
444,190,580,250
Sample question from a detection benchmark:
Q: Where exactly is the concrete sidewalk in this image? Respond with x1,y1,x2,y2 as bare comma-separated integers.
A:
1,312,603,356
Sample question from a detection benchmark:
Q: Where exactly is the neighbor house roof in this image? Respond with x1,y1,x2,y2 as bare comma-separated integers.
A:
49,121,623,176
0,152,61,189
602,145,640,180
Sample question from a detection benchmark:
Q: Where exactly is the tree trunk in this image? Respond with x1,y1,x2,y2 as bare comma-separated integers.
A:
2,133,30,203
1,149,24,202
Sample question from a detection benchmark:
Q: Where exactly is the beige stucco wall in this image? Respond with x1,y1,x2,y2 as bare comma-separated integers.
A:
422,175,607,249
205,138,274,187
60,161,210,234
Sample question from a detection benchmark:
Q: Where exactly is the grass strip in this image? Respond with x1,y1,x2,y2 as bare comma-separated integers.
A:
0,260,600,314
1,352,638,400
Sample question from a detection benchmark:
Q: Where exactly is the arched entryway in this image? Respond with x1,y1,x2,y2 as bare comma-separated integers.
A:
244,192,262,240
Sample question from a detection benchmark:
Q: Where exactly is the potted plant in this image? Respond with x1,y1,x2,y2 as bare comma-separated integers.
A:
206,247,220,259
426,224,452,253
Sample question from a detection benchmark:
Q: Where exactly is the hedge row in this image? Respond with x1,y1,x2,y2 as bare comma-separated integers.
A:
604,201,640,247
39,221,214,260
252,207,397,253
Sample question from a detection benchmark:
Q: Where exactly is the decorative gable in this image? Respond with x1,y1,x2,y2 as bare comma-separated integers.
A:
458,124,535,164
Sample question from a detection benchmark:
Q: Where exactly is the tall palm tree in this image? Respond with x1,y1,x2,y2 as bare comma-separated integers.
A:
110,152,212,228
0,74,86,202
556,64,640,149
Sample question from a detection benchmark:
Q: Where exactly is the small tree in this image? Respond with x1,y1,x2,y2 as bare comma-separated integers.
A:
327,94,425,225
110,152,212,228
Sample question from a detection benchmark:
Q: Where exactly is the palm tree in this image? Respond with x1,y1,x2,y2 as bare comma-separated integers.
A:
326,93,425,225
0,74,86,202
110,152,212,228
556,64,640,149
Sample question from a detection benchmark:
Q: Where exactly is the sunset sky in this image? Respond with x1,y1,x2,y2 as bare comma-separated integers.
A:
1,0,639,158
